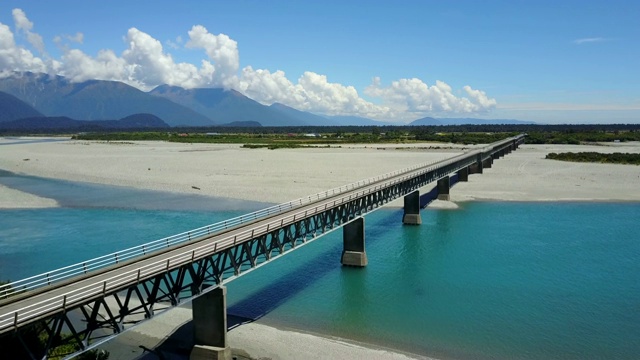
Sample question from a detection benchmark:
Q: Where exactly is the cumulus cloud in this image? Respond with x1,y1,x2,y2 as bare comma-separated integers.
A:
12,8,45,54
365,77,496,114
0,8,497,121
122,27,212,88
237,68,392,118
0,22,47,74
60,48,133,84
185,25,239,88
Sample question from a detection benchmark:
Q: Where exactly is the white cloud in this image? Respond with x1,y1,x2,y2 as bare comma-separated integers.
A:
573,37,606,45
165,36,183,50
364,77,496,115
185,25,239,88
60,48,133,84
0,8,498,121
237,68,393,118
0,22,47,73
122,27,211,88
68,32,83,44
12,8,45,54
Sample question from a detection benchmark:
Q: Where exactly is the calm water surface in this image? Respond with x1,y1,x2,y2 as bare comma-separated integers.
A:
226,202,640,359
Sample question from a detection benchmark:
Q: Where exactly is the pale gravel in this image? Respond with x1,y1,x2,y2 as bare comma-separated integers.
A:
0,139,463,207
451,143,640,202
0,184,58,208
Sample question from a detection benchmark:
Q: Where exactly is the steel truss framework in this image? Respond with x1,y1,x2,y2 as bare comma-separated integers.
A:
2,139,524,359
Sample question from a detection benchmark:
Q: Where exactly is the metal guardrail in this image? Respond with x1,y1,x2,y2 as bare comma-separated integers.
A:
0,135,524,331
0,141,497,299
0,142,494,332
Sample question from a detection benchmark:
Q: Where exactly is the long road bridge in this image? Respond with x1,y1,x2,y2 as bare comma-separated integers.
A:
0,134,525,359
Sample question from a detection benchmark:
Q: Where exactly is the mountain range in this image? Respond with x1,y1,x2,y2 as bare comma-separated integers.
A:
0,72,535,128
0,113,170,130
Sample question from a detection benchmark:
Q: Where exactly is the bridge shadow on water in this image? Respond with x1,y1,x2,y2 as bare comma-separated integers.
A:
134,177,460,358
140,236,364,359
225,175,458,328
141,207,410,359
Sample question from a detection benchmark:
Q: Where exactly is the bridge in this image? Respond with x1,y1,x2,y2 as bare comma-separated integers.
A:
0,134,525,359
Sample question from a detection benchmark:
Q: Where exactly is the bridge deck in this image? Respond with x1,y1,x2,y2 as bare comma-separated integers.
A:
0,135,525,343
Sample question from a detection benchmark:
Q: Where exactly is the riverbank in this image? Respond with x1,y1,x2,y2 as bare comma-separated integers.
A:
2,139,639,210
0,138,462,209
98,305,433,360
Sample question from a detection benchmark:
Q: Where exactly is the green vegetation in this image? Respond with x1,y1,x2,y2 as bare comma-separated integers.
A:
546,152,640,165
0,281,110,360
73,129,517,147
59,124,640,148
525,130,640,144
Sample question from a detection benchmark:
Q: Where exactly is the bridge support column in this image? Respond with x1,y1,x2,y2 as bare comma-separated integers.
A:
341,217,367,267
469,161,483,174
191,286,232,360
457,167,469,182
483,158,492,169
437,177,450,200
402,190,422,225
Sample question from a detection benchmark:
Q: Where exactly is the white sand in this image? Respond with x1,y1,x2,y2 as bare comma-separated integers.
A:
0,184,58,208
3,139,637,207
0,139,463,206
2,137,640,359
452,143,640,202
98,305,432,360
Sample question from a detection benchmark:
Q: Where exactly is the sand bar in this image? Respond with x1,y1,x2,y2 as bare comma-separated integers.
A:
2,138,639,208
0,184,58,208
0,138,464,207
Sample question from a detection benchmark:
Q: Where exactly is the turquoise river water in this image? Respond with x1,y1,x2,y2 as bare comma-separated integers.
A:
1,173,639,359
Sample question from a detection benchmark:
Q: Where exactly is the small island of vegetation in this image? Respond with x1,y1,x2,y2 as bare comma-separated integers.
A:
546,152,640,165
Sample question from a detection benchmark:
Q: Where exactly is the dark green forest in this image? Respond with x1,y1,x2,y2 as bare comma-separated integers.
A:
546,152,640,165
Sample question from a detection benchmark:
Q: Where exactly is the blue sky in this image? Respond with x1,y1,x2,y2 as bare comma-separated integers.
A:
1,0,638,123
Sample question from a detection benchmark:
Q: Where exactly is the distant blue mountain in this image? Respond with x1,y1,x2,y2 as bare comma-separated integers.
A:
408,117,442,126
0,113,170,130
150,85,305,127
269,103,342,126
0,72,538,128
410,116,536,126
0,90,43,122
325,115,393,126
0,72,213,127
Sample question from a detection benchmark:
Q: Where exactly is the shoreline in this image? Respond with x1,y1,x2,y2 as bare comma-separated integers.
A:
1,139,639,210
98,301,435,360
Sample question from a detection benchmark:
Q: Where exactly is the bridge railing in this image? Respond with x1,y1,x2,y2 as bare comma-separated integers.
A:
0,147,481,331
0,135,523,300
0,135,524,331
0,150,459,299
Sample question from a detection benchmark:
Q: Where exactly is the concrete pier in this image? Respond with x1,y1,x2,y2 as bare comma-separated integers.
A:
469,161,483,174
457,167,469,182
341,217,367,267
437,177,451,201
483,158,493,169
191,286,231,360
402,190,422,225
